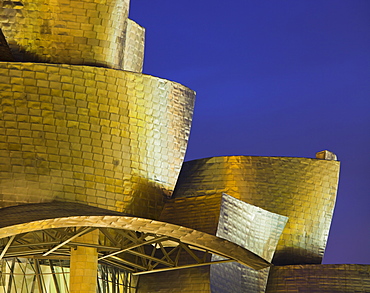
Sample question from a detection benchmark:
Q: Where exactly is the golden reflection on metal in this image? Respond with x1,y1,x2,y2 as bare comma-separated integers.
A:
161,193,287,292
0,216,270,272
266,264,370,292
0,0,144,72
0,62,195,219
173,156,340,265
210,193,287,293
0,0,368,292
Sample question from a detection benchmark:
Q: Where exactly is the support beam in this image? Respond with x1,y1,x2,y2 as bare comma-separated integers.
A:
98,236,168,260
43,227,94,257
132,259,235,276
124,249,174,267
0,235,15,260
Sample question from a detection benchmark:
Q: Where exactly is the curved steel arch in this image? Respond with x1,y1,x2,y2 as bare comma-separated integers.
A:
0,215,270,273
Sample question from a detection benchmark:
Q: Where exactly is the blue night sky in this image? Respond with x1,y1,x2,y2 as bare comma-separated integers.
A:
130,1,370,264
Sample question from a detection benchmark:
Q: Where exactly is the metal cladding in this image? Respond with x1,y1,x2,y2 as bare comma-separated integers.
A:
210,193,287,293
161,193,287,261
154,193,287,293
136,267,210,293
266,264,370,292
0,62,195,219
0,0,144,72
173,155,340,265
0,1,369,292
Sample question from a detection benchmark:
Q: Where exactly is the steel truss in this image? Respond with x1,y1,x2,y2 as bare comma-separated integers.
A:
0,226,235,276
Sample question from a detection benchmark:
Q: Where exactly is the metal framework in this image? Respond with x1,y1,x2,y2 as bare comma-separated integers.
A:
0,258,70,293
0,226,237,277
0,258,137,293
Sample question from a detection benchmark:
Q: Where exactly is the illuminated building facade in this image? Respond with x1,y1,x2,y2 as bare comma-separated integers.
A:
0,0,369,292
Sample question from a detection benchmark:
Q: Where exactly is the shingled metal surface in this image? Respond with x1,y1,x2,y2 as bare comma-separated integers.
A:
160,193,287,292
0,0,145,71
160,194,223,235
0,62,195,219
210,194,288,293
137,267,211,293
266,264,370,292
173,156,340,265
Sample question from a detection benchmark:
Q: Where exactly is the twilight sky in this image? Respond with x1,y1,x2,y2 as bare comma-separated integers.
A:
130,0,370,264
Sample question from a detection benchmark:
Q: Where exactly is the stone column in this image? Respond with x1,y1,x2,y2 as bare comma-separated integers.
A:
70,230,99,293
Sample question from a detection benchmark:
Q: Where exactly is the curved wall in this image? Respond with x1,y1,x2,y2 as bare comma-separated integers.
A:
173,156,340,265
266,264,370,292
0,0,144,71
0,62,195,219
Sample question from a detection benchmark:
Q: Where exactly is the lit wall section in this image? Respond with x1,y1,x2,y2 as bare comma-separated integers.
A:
0,0,145,72
173,156,340,265
0,62,195,219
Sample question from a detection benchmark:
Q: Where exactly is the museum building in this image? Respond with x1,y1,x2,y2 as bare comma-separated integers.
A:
0,0,369,292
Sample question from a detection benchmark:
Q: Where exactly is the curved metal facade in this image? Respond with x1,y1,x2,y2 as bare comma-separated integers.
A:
153,193,287,293
0,0,144,71
0,62,195,219
266,264,370,292
0,1,368,292
173,156,340,265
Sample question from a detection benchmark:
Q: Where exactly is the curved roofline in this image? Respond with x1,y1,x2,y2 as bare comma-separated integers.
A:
0,62,196,94
184,154,340,163
0,215,270,271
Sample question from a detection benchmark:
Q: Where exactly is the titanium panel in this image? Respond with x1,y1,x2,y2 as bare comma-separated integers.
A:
173,156,340,265
161,193,287,292
122,19,145,73
160,194,223,235
210,193,287,293
216,193,288,261
210,260,270,293
266,264,370,292
0,0,144,71
0,62,195,219
137,267,210,293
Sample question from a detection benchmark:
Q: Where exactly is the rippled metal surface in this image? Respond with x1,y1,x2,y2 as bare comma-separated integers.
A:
160,193,287,292
1,1,364,292
266,264,370,292
160,193,224,235
0,62,195,219
0,0,144,72
173,156,340,265
210,193,287,293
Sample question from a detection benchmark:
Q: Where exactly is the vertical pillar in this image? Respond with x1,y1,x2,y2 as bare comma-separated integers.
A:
70,230,99,293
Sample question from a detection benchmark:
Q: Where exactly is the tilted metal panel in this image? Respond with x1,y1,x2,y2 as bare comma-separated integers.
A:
160,193,287,292
173,156,340,265
210,193,287,293
216,193,288,261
